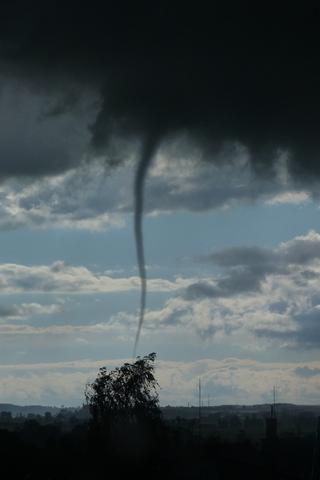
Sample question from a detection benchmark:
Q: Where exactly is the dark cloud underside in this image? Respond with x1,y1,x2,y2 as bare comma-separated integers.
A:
0,2,319,178
1,1,320,351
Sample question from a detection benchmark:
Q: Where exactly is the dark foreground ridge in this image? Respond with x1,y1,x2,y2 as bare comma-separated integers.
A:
0,402,318,479
1,354,320,479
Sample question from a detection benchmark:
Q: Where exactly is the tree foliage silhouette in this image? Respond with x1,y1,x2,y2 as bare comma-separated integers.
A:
85,353,161,430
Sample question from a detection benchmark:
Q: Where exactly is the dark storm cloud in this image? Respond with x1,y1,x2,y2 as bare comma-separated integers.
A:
185,246,282,300
269,300,288,314
208,246,277,269
184,267,265,300
183,232,320,348
185,282,221,300
0,79,95,178
185,233,320,301
2,2,320,351
0,305,20,318
0,303,60,319
255,307,320,348
0,1,319,178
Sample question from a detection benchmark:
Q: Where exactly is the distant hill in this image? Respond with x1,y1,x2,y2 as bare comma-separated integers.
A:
2,402,320,419
0,403,64,416
161,403,320,420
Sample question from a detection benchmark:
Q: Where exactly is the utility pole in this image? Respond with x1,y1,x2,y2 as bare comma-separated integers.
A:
198,378,202,439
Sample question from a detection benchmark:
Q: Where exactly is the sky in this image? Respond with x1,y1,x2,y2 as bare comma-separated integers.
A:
0,2,320,406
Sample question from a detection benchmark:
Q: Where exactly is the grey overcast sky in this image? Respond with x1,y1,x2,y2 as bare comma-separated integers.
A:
1,2,320,406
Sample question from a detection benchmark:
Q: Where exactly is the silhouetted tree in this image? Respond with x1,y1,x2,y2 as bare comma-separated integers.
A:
85,353,161,435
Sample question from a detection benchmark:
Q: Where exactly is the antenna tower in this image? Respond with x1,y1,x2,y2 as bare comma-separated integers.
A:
198,378,202,438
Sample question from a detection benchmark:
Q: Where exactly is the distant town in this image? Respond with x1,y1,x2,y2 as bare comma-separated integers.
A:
1,402,320,440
